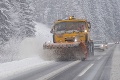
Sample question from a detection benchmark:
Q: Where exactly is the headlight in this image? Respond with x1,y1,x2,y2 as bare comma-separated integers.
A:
74,36,79,42
74,38,78,42
101,45,103,47
84,30,87,32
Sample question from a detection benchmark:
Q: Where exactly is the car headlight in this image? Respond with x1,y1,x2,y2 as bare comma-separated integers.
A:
101,45,104,47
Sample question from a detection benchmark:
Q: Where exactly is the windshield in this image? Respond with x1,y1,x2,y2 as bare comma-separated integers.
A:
54,22,86,32
94,41,103,44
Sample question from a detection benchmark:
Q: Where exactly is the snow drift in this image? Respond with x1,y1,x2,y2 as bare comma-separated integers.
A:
19,22,53,59
0,22,53,62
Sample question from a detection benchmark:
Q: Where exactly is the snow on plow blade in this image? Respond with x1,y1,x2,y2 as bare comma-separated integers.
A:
43,42,87,61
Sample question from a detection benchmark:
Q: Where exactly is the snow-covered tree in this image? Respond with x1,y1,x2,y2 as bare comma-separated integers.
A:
0,0,35,44
0,0,14,44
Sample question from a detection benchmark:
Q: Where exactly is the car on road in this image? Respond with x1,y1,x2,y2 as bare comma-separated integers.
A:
115,42,119,44
94,40,107,51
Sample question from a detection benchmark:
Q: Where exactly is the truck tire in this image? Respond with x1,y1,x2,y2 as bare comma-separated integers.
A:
87,43,91,57
85,34,88,44
53,35,55,43
91,42,94,56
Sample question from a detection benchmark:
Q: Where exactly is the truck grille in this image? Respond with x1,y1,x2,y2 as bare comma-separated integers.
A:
65,38,74,42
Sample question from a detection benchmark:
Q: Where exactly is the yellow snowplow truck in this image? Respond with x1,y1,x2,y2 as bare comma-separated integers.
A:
43,16,94,61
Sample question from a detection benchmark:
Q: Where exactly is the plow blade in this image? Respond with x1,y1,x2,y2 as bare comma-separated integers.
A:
43,42,87,61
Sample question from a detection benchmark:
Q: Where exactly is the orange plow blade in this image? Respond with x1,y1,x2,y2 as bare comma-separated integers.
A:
43,42,88,61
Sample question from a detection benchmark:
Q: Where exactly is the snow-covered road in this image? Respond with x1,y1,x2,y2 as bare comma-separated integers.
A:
0,44,115,80
0,57,53,80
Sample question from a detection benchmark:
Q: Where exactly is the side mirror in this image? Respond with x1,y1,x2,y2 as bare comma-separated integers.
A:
87,22,91,29
50,29,54,33
50,29,53,33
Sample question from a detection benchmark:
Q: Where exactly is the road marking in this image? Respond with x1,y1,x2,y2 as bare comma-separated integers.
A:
97,56,102,60
78,63,94,76
36,61,80,80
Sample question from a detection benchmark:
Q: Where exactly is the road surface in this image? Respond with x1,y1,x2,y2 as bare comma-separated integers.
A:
8,44,116,80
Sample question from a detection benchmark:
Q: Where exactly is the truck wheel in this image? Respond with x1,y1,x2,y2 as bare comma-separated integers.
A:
53,35,55,43
87,44,90,57
91,42,94,56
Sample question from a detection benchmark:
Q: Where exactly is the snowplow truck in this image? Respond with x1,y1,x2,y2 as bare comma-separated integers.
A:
43,16,94,61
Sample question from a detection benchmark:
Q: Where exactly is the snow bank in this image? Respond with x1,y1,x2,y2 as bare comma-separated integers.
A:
110,45,120,80
0,38,22,63
0,57,53,80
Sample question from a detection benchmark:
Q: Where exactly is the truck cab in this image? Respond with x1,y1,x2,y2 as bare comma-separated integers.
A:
50,16,91,43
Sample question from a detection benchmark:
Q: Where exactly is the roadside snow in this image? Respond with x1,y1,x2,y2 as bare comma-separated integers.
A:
0,22,53,79
0,57,53,80
110,45,120,80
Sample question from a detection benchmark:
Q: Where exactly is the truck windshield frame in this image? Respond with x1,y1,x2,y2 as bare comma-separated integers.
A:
54,21,86,33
